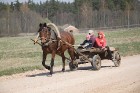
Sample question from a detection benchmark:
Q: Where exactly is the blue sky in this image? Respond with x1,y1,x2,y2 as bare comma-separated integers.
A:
1,0,74,3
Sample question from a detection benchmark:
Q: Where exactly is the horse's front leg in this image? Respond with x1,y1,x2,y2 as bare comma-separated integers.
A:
50,51,56,75
61,53,66,72
42,52,50,70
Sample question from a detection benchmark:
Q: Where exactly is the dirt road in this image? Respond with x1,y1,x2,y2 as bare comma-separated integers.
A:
0,55,140,93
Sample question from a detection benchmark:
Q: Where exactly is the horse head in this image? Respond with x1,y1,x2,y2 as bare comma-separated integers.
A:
38,23,51,45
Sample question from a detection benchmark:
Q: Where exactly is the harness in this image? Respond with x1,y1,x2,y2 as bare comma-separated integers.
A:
41,39,56,46
40,28,61,50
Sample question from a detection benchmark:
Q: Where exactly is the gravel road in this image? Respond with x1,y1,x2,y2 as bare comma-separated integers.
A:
0,55,140,93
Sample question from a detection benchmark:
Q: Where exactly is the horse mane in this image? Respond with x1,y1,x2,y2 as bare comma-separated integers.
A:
47,23,61,38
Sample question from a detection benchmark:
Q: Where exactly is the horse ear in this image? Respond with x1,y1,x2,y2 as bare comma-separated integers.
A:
44,23,47,27
39,23,42,27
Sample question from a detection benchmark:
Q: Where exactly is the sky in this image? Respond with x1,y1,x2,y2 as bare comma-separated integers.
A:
0,0,74,3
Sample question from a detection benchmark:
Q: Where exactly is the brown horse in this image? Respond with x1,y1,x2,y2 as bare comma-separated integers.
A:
36,23,76,75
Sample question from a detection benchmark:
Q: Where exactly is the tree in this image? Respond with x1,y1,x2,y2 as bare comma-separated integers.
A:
92,0,100,10
14,0,21,11
6,4,10,36
10,2,14,11
123,0,134,28
0,2,7,11
80,0,93,28
106,0,115,11
48,0,58,21
74,0,84,27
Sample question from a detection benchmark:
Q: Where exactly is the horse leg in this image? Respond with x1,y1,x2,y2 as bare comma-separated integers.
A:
68,48,75,64
61,53,66,72
68,48,78,71
42,52,50,70
50,51,55,75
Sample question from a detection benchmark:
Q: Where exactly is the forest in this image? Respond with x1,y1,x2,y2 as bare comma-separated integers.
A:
0,0,140,36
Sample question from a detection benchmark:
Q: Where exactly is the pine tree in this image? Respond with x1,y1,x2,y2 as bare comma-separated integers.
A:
14,0,21,11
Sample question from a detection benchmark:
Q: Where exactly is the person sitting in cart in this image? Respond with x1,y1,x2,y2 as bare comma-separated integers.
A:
80,34,92,48
95,31,106,49
88,30,96,47
95,31,113,60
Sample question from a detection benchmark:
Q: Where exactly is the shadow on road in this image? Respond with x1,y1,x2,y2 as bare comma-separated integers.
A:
26,65,115,77
26,69,71,77
78,65,116,70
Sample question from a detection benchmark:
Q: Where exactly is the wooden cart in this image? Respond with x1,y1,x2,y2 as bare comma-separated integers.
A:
68,46,121,71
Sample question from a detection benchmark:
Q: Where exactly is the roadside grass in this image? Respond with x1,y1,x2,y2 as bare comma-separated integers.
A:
0,65,43,76
111,42,140,56
0,28,140,76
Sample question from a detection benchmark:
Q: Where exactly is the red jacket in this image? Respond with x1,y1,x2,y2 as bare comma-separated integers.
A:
95,32,106,48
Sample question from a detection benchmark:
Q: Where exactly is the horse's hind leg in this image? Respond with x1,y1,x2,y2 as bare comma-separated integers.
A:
68,48,75,64
68,48,78,70
42,52,50,70
61,53,66,72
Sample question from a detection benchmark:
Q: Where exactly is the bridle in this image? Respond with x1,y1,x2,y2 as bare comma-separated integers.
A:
39,27,49,40
39,27,58,46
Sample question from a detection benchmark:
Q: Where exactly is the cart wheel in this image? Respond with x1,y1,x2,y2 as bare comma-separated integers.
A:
69,62,78,71
92,55,101,70
112,51,121,67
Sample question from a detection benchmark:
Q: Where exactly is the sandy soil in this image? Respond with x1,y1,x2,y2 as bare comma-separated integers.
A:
0,55,140,93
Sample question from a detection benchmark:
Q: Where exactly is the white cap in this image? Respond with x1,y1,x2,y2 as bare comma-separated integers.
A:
88,30,93,34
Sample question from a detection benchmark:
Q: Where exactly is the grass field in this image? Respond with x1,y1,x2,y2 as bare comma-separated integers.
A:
0,28,140,76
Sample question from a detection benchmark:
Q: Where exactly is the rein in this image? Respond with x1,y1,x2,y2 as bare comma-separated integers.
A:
41,36,58,46
31,39,42,46
31,38,71,61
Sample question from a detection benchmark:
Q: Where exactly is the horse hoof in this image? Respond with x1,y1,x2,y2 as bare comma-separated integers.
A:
50,68,53,75
47,74,52,77
62,68,65,72
47,66,51,70
50,71,53,75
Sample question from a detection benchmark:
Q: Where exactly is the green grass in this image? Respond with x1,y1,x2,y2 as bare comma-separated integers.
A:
111,42,140,56
0,66,43,76
0,28,140,76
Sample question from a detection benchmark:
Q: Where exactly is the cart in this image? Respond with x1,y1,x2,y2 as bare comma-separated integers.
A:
68,46,121,71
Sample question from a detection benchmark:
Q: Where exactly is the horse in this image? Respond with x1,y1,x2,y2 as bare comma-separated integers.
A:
35,23,76,75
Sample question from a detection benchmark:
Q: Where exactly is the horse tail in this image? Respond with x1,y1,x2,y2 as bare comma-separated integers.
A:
47,23,61,38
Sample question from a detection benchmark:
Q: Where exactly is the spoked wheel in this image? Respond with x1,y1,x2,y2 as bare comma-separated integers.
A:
112,51,121,67
91,55,101,70
69,61,78,71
